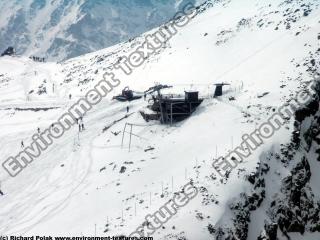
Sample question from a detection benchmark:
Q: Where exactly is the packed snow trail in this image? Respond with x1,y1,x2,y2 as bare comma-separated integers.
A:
0,98,142,235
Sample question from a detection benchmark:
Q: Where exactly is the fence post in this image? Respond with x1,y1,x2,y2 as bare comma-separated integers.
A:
121,123,127,148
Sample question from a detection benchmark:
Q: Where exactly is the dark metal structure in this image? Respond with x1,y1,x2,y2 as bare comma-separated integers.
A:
113,86,142,102
113,84,172,102
214,83,230,97
140,86,203,124
144,84,172,95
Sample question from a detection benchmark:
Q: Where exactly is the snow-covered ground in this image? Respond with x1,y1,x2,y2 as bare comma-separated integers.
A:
0,0,319,239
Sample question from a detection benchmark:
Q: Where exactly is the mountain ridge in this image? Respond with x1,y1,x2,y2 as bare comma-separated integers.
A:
0,0,199,61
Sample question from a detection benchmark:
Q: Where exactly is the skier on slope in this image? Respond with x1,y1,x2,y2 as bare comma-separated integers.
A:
21,140,24,148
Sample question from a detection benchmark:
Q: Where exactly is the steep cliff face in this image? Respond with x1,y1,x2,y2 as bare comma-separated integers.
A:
209,79,320,240
261,81,320,239
0,0,197,61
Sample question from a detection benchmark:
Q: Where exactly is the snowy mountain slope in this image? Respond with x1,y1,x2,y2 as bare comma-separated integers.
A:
0,0,200,61
212,82,320,240
0,0,319,239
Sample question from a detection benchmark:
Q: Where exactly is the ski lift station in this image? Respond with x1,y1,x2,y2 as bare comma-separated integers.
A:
113,83,231,125
141,89,203,124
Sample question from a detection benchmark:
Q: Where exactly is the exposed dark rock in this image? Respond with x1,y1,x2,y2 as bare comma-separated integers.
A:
1,46,15,56
119,166,126,173
209,79,320,239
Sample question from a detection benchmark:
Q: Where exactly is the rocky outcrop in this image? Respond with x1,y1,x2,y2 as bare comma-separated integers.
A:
209,163,269,240
266,157,319,237
209,80,320,239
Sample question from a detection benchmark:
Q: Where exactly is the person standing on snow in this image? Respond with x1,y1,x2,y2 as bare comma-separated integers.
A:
78,117,84,132
75,118,81,132
81,117,85,131
21,140,24,148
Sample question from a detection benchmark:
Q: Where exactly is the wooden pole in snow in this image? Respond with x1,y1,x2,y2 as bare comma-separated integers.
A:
121,123,127,148
161,181,164,195
185,168,187,180
231,136,234,149
216,145,218,159
129,124,133,152
150,192,152,206
171,176,174,192
122,209,124,222
134,200,137,216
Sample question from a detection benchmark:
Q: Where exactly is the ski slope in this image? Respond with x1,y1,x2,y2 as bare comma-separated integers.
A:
0,0,319,239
